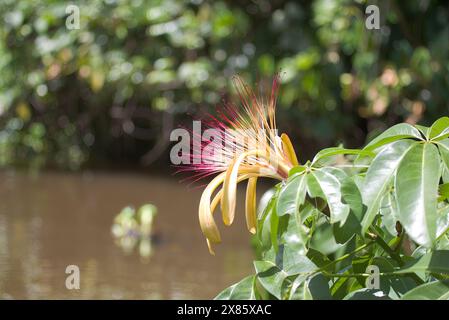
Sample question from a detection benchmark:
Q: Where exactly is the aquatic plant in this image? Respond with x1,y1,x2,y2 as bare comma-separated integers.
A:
112,204,157,259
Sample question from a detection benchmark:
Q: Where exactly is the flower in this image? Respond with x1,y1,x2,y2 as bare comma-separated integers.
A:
187,75,299,254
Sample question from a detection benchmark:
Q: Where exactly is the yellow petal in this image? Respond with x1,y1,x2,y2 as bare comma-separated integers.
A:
245,177,258,234
206,239,215,255
199,172,226,243
205,173,258,255
281,133,299,166
221,150,261,226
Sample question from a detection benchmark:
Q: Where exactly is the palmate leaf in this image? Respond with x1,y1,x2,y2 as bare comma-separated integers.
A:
363,123,422,151
215,275,257,300
290,274,332,300
310,167,350,224
276,174,307,216
333,176,364,243
309,217,343,255
280,202,317,256
311,147,373,165
254,261,289,300
395,143,441,247
278,165,360,241
361,139,416,234
254,246,317,299
429,117,449,141
379,192,399,237
401,281,449,300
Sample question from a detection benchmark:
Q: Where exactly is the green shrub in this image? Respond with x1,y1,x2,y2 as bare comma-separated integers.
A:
217,117,449,300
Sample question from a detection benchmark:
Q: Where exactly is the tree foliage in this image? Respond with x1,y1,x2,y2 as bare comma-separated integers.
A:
1,0,448,168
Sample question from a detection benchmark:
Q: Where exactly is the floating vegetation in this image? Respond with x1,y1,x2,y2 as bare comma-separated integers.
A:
111,204,158,260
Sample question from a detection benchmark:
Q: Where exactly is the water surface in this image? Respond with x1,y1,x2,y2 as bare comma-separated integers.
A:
0,170,254,299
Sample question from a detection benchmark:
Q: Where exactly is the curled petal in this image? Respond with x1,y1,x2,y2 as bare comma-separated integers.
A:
199,172,226,243
281,133,299,166
221,150,262,226
206,239,215,255
245,177,258,234
206,173,259,255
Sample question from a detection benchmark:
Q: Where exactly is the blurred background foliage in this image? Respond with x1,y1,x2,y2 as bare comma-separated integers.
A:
0,0,448,170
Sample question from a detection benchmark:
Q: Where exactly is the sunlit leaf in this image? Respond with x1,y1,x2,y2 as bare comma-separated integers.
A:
429,117,449,141
397,250,449,275
311,168,350,224
276,174,307,216
343,288,391,300
363,123,422,151
361,139,416,234
312,147,373,165
401,281,449,300
215,275,257,300
395,143,441,247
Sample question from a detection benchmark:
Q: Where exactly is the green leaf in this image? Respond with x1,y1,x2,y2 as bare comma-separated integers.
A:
436,139,449,171
333,176,364,243
343,288,391,300
288,166,306,177
311,168,350,224
312,147,374,165
254,252,316,300
398,250,449,275
279,244,317,276
254,261,288,299
437,205,449,238
303,274,332,300
439,183,449,201
370,256,417,299
380,192,399,236
361,139,416,234
276,174,307,216
306,248,333,271
281,204,315,256
340,176,364,219
415,125,430,139
306,173,325,199
310,218,342,255
215,275,257,300
395,143,441,247
288,274,310,300
352,254,371,286
270,206,280,252
429,117,449,140
401,280,449,300
364,123,422,151
258,194,277,251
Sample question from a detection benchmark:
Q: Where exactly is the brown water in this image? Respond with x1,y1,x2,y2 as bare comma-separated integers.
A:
0,170,254,299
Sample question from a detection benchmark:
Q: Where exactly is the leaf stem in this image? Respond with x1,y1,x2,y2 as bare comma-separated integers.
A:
367,227,404,266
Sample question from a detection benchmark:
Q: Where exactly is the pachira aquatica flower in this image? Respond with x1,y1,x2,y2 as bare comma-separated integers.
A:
180,75,299,254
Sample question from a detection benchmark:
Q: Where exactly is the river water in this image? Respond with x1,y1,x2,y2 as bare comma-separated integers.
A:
0,170,254,299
